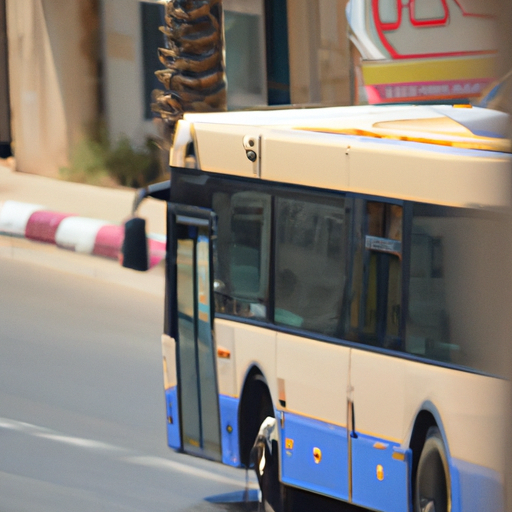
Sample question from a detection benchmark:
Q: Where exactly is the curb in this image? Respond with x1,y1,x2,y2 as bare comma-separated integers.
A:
0,200,166,268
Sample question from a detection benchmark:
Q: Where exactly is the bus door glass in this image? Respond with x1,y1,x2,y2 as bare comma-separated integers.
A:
347,199,403,349
346,199,409,512
171,208,222,461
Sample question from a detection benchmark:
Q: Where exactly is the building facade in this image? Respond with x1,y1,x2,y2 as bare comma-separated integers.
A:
2,0,351,176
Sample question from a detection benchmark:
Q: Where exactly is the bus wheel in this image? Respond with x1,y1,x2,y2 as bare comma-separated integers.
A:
251,416,286,512
414,427,450,512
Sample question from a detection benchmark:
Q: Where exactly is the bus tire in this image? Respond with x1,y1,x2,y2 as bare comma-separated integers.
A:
239,373,274,467
251,417,286,512
414,427,451,512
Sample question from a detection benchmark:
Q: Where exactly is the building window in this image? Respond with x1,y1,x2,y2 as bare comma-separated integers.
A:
140,2,166,120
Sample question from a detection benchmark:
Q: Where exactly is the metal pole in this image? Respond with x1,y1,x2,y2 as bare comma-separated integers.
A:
0,0,11,156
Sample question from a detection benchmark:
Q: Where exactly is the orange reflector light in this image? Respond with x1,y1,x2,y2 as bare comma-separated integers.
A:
392,451,406,461
217,347,231,359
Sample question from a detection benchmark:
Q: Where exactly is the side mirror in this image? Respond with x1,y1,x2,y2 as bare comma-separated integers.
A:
121,217,149,271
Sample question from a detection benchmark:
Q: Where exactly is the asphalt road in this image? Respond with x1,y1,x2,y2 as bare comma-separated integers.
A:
0,240,259,512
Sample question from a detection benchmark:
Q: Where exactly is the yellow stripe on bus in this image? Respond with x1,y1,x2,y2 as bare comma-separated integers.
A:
299,127,510,153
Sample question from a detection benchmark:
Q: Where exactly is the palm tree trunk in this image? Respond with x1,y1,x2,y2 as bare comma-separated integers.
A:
152,0,227,133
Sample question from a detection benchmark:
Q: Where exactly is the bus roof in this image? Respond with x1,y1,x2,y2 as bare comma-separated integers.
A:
171,104,512,208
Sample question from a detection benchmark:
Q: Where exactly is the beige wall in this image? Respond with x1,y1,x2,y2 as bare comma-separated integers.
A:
101,0,158,146
287,0,351,106
4,0,353,178
6,0,99,177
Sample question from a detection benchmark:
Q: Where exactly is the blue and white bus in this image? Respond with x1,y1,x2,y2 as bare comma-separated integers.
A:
124,103,511,512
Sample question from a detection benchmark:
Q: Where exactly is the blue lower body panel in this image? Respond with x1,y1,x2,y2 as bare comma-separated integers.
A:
280,412,349,500
164,386,181,449
451,458,504,512
218,394,241,467
351,432,411,512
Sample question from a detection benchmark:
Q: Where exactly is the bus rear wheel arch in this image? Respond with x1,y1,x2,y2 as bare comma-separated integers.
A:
238,368,275,468
414,426,451,512
238,369,287,512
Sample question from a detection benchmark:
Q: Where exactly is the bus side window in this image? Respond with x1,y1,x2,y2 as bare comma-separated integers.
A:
212,191,271,320
274,197,348,336
405,203,508,375
347,200,403,349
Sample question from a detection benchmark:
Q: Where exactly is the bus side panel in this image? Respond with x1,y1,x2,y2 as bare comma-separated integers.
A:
348,143,512,210
404,362,507,469
213,320,278,467
164,386,181,449
214,320,238,397
214,320,241,466
233,323,278,413
276,332,350,500
162,334,181,449
351,432,411,512
280,413,348,500
218,394,241,466
402,363,507,512
350,350,409,511
451,458,505,512
352,349,507,512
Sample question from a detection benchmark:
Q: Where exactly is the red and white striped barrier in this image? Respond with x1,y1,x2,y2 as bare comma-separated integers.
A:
0,200,166,267
0,201,45,236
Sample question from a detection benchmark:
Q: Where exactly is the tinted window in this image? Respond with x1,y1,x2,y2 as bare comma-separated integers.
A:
346,200,403,349
212,191,271,320
406,203,508,375
275,197,347,336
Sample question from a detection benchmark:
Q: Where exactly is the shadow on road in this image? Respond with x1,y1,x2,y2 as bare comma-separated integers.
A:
184,488,367,512
184,490,260,512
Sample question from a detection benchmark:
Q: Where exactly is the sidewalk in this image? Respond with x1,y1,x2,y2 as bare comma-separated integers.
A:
0,164,166,234
0,164,167,265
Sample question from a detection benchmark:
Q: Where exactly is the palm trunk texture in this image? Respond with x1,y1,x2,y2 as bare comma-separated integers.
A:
152,0,227,131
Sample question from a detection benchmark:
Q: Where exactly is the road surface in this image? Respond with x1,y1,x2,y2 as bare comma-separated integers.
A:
0,238,258,512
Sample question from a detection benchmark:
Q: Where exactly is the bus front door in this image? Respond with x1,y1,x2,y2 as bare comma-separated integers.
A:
170,207,222,461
